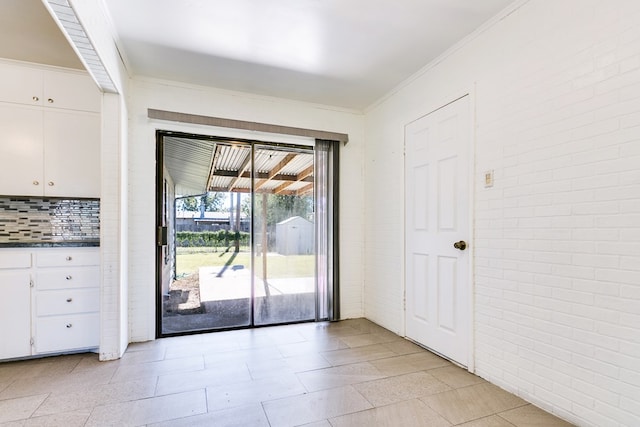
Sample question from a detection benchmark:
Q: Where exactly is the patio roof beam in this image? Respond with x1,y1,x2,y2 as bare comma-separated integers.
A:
255,153,297,191
211,170,312,183
225,151,252,192
210,186,298,196
296,165,314,181
297,183,314,196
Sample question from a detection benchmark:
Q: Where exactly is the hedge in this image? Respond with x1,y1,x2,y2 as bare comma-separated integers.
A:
176,230,250,247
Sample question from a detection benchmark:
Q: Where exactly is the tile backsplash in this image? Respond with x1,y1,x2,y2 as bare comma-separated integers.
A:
0,197,100,243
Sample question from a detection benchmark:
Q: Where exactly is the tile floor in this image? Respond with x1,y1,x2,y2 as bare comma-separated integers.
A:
0,319,575,426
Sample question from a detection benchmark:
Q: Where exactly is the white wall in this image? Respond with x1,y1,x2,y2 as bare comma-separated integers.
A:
127,77,365,342
66,0,131,359
364,1,640,426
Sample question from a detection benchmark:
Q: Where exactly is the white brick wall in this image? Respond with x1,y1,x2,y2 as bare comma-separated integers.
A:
365,1,640,425
69,0,132,359
99,93,126,360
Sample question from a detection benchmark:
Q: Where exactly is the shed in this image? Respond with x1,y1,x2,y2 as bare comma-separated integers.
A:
275,216,313,255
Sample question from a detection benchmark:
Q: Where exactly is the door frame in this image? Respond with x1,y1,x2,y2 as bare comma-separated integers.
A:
403,87,476,373
154,129,340,337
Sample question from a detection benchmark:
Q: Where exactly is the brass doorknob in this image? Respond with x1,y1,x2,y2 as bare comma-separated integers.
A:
453,241,467,250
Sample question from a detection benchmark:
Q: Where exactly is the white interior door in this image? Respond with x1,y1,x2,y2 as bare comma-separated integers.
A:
405,95,471,367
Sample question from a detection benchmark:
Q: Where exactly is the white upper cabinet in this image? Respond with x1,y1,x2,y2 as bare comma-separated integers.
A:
0,103,44,196
0,60,102,198
44,110,101,198
0,63,43,106
43,70,101,112
0,61,101,112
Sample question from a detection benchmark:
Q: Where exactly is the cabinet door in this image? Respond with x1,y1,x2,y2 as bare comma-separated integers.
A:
0,271,32,359
0,62,43,106
0,103,44,196
44,70,101,113
43,110,101,198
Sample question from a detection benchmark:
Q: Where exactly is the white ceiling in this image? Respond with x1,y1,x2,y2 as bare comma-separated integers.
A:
102,0,516,110
1,0,516,110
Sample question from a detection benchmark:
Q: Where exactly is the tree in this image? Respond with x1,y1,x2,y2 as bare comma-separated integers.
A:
176,196,198,211
202,192,226,211
249,193,313,226
176,192,226,212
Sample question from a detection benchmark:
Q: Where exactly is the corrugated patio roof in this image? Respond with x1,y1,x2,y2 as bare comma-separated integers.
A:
164,136,314,197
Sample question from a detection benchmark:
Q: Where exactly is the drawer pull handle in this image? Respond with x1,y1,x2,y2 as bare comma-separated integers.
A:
33,96,39,102
48,181,55,186
66,323,72,328
48,98,54,103
66,298,73,302
66,256,72,261
33,180,39,186
66,275,72,280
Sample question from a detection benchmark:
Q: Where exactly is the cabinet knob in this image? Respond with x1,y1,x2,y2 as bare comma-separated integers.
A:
48,181,54,186
66,323,73,328
66,256,73,261
33,180,39,186
48,98,54,104
66,298,73,302
32,96,39,102
66,275,72,280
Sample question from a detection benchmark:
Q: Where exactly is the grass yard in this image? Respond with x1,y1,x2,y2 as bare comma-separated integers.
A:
176,247,314,279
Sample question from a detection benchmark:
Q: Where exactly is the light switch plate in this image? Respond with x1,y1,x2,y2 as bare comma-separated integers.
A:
484,170,494,188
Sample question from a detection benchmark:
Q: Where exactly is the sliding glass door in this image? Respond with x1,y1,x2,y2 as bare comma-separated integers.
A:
157,134,335,336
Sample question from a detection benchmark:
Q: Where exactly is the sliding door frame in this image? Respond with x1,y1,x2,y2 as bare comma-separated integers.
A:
155,130,340,337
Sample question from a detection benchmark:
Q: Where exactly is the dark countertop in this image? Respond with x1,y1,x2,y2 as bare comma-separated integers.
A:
0,241,100,248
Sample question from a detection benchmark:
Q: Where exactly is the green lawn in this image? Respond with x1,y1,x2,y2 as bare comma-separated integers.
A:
176,247,314,278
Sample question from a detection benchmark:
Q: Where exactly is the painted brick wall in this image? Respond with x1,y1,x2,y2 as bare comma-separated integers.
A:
68,0,132,359
365,1,640,425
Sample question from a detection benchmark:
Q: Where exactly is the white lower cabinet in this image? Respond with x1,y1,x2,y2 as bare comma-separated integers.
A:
0,247,100,360
0,270,32,359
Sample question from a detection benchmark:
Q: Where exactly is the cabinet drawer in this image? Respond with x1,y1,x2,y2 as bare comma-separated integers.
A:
36,266,99,290
36,288,99,316
0,252,32,269
37,250,99,267
35,313,99,353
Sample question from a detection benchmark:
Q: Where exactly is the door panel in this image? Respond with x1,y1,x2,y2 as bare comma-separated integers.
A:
405,96,470,367
412,254,429,322
437,255,457,332
253,146,316,326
